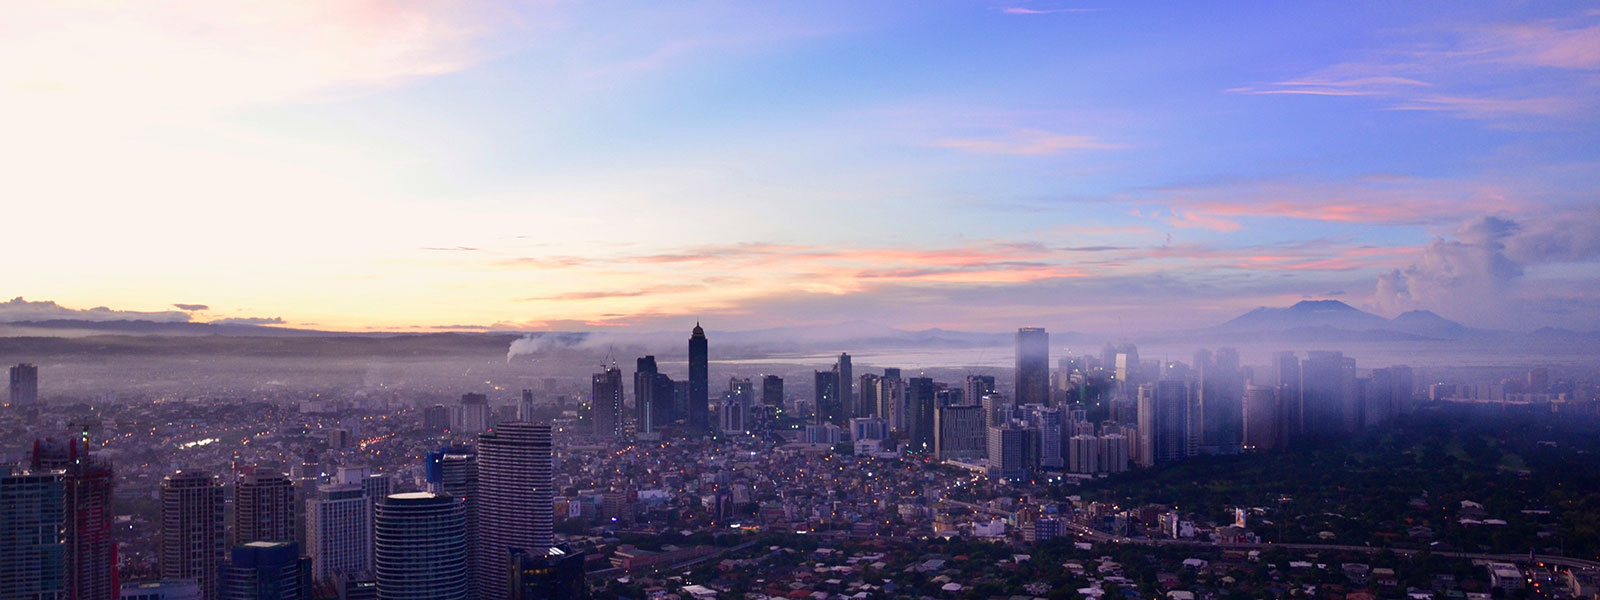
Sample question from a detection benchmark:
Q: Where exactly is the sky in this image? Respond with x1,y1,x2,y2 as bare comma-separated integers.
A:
1,1,1598,334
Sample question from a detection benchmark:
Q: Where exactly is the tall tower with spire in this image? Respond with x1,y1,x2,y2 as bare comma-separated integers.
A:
688,323,709,433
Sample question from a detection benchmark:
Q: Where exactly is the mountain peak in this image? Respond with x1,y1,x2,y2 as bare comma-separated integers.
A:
1219,299,1390,333
1287,299,1360,312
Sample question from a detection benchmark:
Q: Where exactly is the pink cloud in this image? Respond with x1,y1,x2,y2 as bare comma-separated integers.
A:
1146,177,1519,227
1226,11,1600,122
1001,7,1098,15
934,129,1121,155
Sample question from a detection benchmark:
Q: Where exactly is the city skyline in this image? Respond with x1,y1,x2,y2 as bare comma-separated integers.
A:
2,2,1598,333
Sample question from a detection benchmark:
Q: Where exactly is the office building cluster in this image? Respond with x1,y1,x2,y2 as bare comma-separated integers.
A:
2,415,578,600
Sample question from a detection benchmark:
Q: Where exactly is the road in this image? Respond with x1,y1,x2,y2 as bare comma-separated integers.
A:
942,499,1600,572
587,540,762,581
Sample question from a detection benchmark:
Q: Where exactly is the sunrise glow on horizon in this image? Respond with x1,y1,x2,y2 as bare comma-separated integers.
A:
2,2,1598,333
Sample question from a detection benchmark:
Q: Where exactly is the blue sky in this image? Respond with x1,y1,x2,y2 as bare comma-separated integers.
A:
1,1,1596,332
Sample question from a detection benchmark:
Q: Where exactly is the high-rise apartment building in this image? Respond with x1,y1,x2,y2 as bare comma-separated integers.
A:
590,366,624,439
1068,434,1099,474
458,394,490,434
1,465,65,599
422,405,451,433
934,405,986,460
375,493,468,600
307,483,372,582
986,423,1035,479
519,389,536,422
1015,328,1050,406
476,422,553,600
33,435,116,600
234,468,295,546
964,375,996,408
1031,407,1064,469
9,362,38,407
161,471,226,600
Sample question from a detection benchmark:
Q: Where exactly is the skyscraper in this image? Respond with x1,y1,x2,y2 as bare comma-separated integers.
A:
1242,384,1281,452
1527,366,1550,394
906,377,936,454
760,375,783,409
1031,406,1065,469
963,375,996,408
1136,382,1190,466
720,390,747,434
934,405,985,460
476,422,553,600
878,371,905,435
813,370,840,425
0,465,65,599
634,356,660,433
1113,345,1141,397
307,483,372,582
1196,349,1243,455
635,357,677,436
834,353,853,420
423,405,451,433
33,435,116,600
687,324,709,432
459,394,490,434
1068,434,1099,474
590,366,624,439
986,423,1034,479
425,446,478,600
1015,328,1049,406
375,493,468,600
857,373,880,419
9,362,38,407
234,468,295,546
519,389,536,422
161,471,226,600
1301,351,1356,438
218,541,311,600
1271,351,1301,439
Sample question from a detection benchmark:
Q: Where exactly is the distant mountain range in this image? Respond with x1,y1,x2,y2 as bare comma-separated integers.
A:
0,300,1593,355
1191,299,1594,343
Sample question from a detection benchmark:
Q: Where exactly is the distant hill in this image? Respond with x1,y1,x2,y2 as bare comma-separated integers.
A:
1217,300,1394,333
0,319,352,338
1196,300,1526,342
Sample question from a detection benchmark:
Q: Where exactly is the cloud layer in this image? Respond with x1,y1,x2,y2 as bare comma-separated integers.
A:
0,297,192,323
